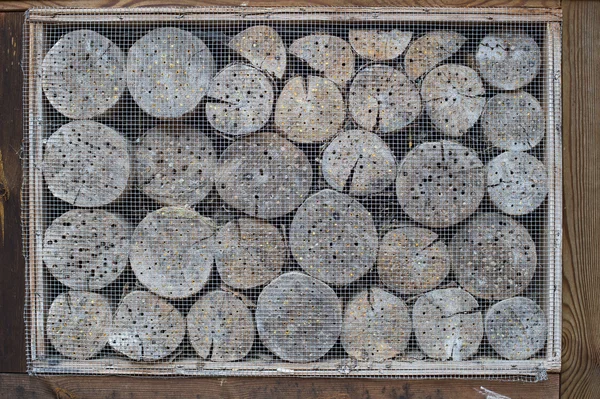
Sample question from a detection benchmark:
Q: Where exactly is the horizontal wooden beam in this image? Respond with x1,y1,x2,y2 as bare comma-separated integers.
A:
0,0,562,12
0,372,560,399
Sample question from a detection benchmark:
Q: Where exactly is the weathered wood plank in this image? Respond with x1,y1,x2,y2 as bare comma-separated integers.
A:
0,0,563,12
561,0,600,398
0,372,560,399
0,11,25,373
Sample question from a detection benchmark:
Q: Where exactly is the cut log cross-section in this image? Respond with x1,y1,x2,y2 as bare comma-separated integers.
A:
341,288,411,362
377,226,450,296
321,129,397,196
421,64,486,137
187,290,256,362
255,272,342,362
482,91,546,151
229,25,286,79
129,207,215,299
41,29,125,120
126,27,214,119
404,30,466,81
275,75,345,143
476,33,541,91
487,151,549,216
289,189,378,285
109,291,185,361
412,288,483,361
449,212,537,301
485,297,548,360
206,64,274,136
215,132,313,219
43,209,131,291
42,120,130,207
349,64,421,134
349,29,412,61
47,291,113,360
396,140,485,228
215,217,286,289
289,34,355,87
134,125,216,206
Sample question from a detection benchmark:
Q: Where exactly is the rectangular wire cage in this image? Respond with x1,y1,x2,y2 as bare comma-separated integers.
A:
23,7,562,378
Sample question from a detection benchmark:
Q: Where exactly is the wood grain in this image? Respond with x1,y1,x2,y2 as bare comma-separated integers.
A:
561,0,600,398
0,0,563,12
0,372,560,399
0,11,25,373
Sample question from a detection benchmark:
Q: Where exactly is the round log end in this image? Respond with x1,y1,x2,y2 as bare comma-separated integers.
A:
215,132,313,219
487,151,548,216
42,29,125,119
130,207,215,299
321,129,397,196
206,64,274,136
349,29,412,61
289,189,378,285
341,288,411,362
485,297,547,360
187,290,256,362
289,34,355,87
47,291,112,360
229,25,287,79
109,291,185,361
404,30,466,81
43,209,131,291
215,217,285,289
413,288,483,361
43,120,130,207
349,64,421,134
256,272,342,362
482,91,545,151
450,212,537,301
377,226,450,295
476,33,541,91
275,76,345,143
421,64,486,137
396,140,485,228
134,125,216,206
126,27,214,118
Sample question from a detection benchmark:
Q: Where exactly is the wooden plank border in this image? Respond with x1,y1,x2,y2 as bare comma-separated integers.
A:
26,6,562,22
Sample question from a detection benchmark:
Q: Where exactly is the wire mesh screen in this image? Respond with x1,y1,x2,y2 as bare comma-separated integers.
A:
23,7,562,378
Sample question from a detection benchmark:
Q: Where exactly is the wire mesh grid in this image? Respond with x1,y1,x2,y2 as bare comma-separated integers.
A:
22,7,562,378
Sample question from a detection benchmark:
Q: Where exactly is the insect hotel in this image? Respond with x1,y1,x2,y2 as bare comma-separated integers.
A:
23,7,562,378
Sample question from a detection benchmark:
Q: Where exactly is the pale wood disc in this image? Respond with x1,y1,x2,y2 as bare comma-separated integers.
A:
255,272,342,362
289,34,355,87
109,291,185,361
413,288,483,361
47,291,112,360
215,132,313,219
349,64,421,134
215,217,286,289
126,27,214,118
449,212,537,301
130,207,215,299
43,209,131,291
187,290,256,362
43,120,130,207
396,140,485,228
275,76,345,143
349,29,413,61
229,25,286,79
341,288,411,362
42,29,125,119
289,189,378,285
